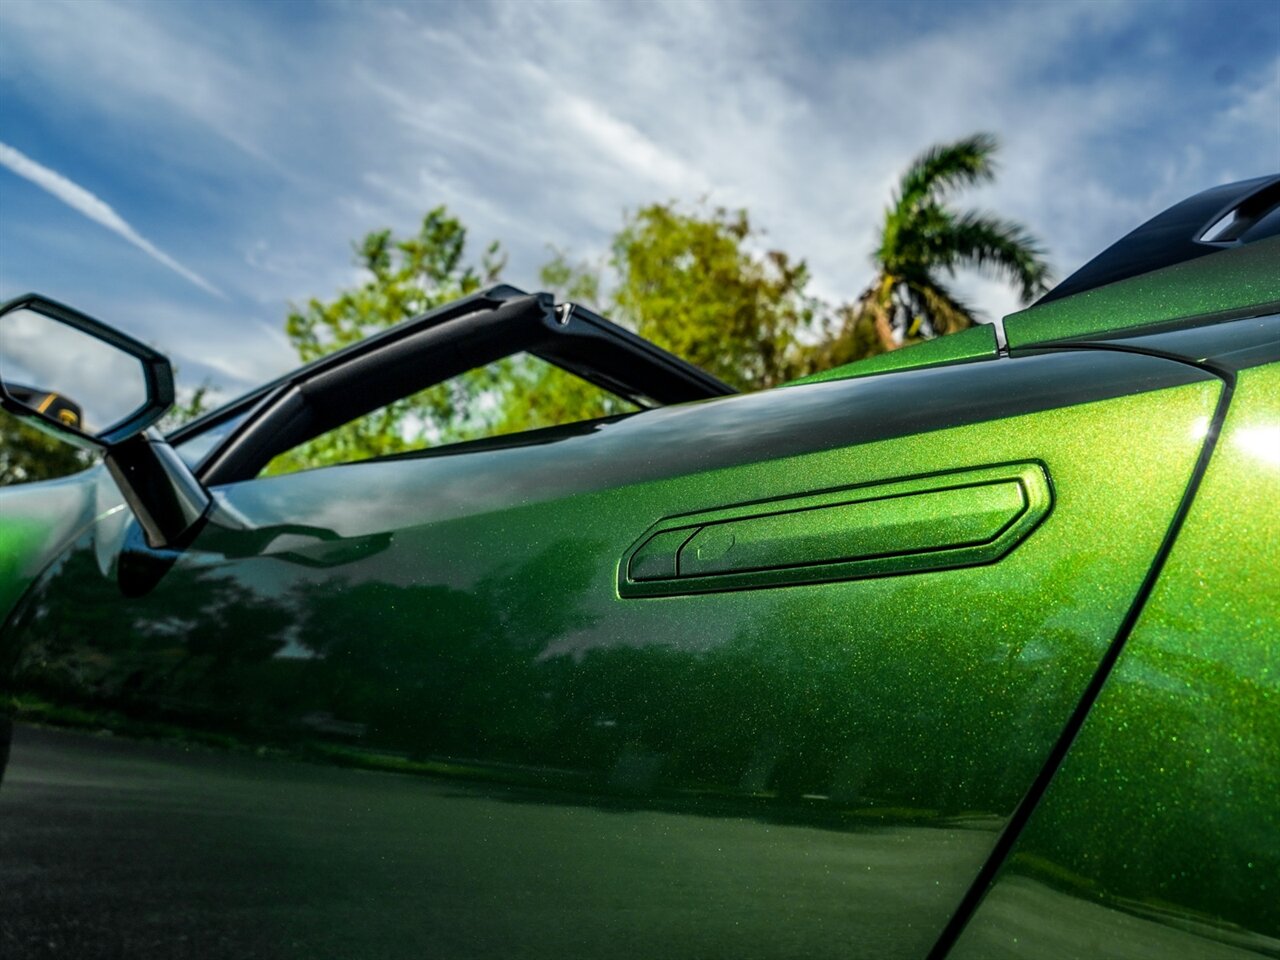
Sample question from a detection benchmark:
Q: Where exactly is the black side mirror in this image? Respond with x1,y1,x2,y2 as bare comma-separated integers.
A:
0,294,210,549
0,294,174,444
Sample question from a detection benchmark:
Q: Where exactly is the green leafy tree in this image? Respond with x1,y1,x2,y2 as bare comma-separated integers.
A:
487,248,629,435
539,247,604,309
611,203,818,390
822,133,1051,365
268,207,507,474
158,381,213,433
488,357,636,436
499,202,822,432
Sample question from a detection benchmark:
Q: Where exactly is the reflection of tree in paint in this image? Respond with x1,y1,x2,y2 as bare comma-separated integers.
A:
286,535,602,761
1,540,293,731
3,532,1098,821
0,534,606,762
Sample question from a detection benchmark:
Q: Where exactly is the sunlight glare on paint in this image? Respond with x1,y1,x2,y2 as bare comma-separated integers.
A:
1234,425,1280,467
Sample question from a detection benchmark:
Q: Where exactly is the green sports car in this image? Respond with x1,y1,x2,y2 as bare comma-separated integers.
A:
0,176,1277,959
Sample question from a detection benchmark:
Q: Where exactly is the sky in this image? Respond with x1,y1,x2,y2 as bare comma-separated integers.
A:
1,0,1277,404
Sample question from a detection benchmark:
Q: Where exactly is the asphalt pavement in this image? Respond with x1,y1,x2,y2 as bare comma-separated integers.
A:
1,724,977,960
2,725,1263,960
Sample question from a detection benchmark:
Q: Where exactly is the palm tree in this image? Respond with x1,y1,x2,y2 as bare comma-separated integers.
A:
834,133,1051,359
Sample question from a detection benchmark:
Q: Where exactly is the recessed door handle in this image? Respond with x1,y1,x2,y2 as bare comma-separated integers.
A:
678,480,1027,577
620,463,1052,597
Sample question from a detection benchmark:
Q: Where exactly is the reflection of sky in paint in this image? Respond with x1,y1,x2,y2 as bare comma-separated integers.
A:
0,308,147,432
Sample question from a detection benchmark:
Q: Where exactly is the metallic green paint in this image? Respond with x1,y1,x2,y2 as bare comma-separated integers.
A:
619,462,1051,597
0,473,104,625
1042,310,1280,374
1004,237,1280,351
949,362,1280,960
1,348,1219,957
785,322,997,386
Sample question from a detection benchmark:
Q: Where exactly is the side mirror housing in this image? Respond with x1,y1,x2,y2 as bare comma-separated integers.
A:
0,294,210,548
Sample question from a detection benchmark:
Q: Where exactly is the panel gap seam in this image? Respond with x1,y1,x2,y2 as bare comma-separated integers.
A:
924,368,1236,960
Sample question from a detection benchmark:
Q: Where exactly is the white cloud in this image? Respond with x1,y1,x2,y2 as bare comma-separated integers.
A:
0,141,224,298
550,93,706,194
341,0,1161,310
123,297,294,392
0,0,286,172
2,305,148,431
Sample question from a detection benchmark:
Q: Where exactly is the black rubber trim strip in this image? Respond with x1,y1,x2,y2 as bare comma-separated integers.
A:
926,350,1236,960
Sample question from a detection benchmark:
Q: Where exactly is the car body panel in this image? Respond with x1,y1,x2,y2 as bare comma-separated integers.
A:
785,323,998,386
0,471,105,622
1,346,1221,957
1037,309,1280,374
1003,236,1280,350
950,362,1280,958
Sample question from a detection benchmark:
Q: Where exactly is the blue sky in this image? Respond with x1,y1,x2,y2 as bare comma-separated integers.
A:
1,0,1277,402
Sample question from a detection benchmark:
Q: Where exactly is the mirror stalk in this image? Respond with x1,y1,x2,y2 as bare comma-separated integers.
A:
104,430,211,549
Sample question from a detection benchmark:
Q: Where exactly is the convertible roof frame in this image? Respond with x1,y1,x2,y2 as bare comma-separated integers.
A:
175,287,735,485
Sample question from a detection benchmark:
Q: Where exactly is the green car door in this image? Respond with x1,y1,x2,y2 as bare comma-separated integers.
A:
1,346,1219,959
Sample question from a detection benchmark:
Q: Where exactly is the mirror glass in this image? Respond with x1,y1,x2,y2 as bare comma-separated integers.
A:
0,307,150,436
